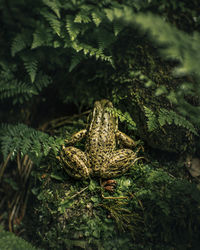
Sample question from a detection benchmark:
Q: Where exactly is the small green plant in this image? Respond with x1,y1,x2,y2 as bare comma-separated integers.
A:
0,227,40,250
144,106,197,135
0,123,63,162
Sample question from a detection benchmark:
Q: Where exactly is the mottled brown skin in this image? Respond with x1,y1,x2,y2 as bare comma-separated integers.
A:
59,99,138,179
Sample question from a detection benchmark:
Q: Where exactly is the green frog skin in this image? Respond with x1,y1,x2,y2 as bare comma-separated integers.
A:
59,99,139,179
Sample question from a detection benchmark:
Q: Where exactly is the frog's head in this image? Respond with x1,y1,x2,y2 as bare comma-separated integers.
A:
94,99,113,110
89,99,118,131
92,99,114,119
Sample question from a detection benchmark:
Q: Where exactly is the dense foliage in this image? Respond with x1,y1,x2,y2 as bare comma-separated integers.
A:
24,162,200,249
0,0,200,249
0,226,39,250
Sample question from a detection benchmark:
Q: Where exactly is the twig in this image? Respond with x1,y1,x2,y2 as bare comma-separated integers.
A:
39,110,90,131
17,153,22,175
70,186,89,199
101,194,129,199
0,153,12,181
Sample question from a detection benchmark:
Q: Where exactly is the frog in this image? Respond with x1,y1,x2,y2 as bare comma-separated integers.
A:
58,99,140,180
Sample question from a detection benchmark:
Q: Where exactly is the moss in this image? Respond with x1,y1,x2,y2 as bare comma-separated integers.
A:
23,159,200,249
110,37,196,153
0,227,40,250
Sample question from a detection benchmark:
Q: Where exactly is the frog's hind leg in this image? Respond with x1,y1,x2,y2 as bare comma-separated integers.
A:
60,146,92,179
101,149,139,179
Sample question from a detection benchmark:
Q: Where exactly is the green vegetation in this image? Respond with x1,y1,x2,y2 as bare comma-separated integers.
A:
0,226,40,250
0,0,200,249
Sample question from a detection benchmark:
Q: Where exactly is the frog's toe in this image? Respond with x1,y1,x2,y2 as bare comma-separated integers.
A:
101,179,117,192
104,185,115,192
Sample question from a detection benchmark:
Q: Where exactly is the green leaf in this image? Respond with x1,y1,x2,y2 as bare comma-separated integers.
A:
89,180,98,191
92,12,102,26
42,0,61,18
11,34,27,56
41,9,61,36
23,59,38,83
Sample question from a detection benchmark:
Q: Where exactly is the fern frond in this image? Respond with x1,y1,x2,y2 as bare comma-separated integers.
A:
144,106,198,135
0,80,38,102
42,0,61,18
70,40,113,63
97,29,115,50
0,124,63,161
34,72,52,91
74,11,91,24
23,58,38,83
144,106,159,132
31,25,53,49
158,108,198,135
69,53,84,72
91,12,102,27
32,32,43,49
0,61,16,81
113,21,124,36
41,9,61,36
11,34,27,56
107,107,137,130
66,15,81,41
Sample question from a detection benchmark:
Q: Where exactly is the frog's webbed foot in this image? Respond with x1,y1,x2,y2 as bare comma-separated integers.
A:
59,146,92,179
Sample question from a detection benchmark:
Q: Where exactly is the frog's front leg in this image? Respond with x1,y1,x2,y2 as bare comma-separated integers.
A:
100,149,138,179
116,131,140,148
60,146,92,179
65,129,87,144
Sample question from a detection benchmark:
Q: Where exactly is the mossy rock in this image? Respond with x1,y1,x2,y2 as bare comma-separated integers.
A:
111,39,197,153
25,175,142,250
24,160,200,249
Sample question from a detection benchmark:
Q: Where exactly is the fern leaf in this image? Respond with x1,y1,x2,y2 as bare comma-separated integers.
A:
42,0,61,18
71,41,83,52
74,12,91,24
0,80,38,102
144,106,159,132
91,12,102,27
0,124,63,161
31,25,53,49
66,15,81,41
32,32,44,49
69,53,84,72
97,29,115,50
23,59,38,83
110,108,137,130
34,72,52,91
11,34,27,56
158,108,198,135
113,21,124,36
41,9,61,36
